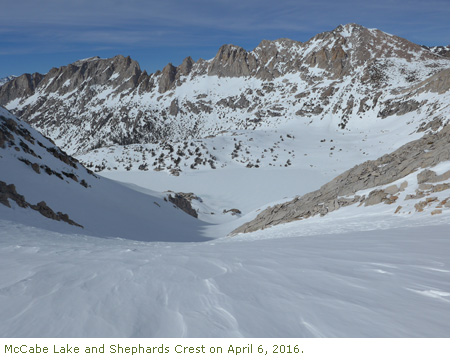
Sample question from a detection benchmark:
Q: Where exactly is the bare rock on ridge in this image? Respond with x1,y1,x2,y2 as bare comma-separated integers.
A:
231,124,450,234
158,57,195,93
0,180,82,227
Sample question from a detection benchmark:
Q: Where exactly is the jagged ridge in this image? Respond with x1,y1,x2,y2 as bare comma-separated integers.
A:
0,24,449,156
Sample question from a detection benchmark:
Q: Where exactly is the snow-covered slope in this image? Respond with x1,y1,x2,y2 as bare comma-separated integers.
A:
0,24,449,158
0,207,449,337
0,106,450,337
0,23,450,338
0,107,207,242
421,45,450,58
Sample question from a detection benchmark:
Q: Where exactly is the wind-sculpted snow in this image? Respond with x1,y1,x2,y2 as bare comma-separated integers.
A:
0,24,451,338
0,218,449,337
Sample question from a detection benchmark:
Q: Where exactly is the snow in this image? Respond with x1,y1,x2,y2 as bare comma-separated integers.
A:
0,75,17,86
0,218,449,337
0,25,452,338
1,22,450,160
0,107,207,242
0,105,450,338
338,24,354,38
0,105,450,336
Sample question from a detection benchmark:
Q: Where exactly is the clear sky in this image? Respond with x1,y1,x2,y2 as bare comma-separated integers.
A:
0,0,450,78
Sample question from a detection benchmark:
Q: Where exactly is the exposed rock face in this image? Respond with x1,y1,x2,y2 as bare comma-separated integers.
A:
0,24,449,155
179,56,195,76
1,56,141,104
417,169,450,184
208,45,258,77
167,192,199,218
158,63,177,93
0,182,28,208
223,208,242,216
0,107,99,227
231,124,450,234
0,73,44,104
157,57,195,93
0,180,82,227
413,68,450,95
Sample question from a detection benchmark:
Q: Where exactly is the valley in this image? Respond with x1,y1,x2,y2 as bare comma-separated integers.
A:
0,23,450,338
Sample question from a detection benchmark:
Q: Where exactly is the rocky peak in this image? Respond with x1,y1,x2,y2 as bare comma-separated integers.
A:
0,72,44,105
178,56,195,76
61,55,141,91
0,55,144,102
207,44,257,77
68,55,142,88
332,23,366,36
300,23,443,79
158,63,178,93
157,57,196,93
72,56,102,65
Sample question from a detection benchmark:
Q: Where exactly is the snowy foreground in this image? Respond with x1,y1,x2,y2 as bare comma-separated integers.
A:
0,211,449,337
0,105,450,338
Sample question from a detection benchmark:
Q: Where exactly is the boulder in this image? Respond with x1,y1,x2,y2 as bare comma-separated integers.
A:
384,184,399,194
167,192,198,218
417,169,450,184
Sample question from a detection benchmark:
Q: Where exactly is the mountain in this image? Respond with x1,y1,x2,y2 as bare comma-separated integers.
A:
0,24,450,338
0,23,450,231
0,76,17,87
0,106,207,241
0,23,449,158
0,105,451,337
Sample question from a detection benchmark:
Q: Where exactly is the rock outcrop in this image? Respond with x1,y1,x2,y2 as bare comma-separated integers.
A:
231,124,450,234
166,192,200,218
0,107,99,228
0,181,82,227
208,45,258,77
0,73,44,105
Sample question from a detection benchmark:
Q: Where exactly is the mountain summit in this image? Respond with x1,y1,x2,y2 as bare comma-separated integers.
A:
0,24,451,338
0,24,449,157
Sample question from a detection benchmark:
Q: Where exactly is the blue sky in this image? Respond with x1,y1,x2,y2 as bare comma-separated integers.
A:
0,0,450,78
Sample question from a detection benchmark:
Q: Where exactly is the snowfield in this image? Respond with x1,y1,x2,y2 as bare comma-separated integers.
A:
0,102,450,338
0,22,452,338
0,215,449,337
